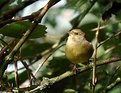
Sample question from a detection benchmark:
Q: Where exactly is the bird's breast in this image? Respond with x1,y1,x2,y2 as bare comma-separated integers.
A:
65,38,93,64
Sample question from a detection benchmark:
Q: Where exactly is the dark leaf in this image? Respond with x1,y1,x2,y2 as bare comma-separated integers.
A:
21,41,53,58
0,21,47,38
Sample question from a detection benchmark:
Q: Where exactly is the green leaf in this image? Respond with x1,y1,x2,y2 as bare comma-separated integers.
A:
0,21,47,39
21,41,53,58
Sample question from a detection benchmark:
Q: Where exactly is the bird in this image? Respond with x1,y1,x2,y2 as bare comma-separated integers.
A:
65,29,93,72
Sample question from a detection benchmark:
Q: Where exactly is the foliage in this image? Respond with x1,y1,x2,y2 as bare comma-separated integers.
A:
0,0,121,93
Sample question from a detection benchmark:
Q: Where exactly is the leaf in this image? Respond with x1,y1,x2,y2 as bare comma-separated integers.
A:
0,21,47,38
21,41,53,58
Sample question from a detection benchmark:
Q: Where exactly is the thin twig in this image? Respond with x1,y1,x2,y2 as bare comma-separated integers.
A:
98,31,121,48
21,60,37,81
91,25,107,31
33,54,51,76
0,39,16,57
21,60,34,86
104,66,120,90
32,42,61,62
0,9,40,28
14,57,19,88
92,20,121,32
92,22,100,93
0,38,8,46
0,39,16,68
99,43,121,58
34,44,64,76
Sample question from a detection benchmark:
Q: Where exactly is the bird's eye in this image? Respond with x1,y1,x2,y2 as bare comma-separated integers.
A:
74,32,78,35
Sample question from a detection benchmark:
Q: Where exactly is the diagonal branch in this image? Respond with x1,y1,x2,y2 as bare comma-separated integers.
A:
29,56,121,92
104,77,121,92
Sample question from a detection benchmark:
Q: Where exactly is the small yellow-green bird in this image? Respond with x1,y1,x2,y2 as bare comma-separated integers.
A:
65,29,93,68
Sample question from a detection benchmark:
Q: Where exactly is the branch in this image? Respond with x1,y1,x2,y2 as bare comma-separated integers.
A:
98,43,121,59
14,58,19,88
21,60,37,85
29,56,121,92
105,77,121,92
98,31,121,48
33,44,64,76
0,39,16,66
92,21,100,93
31,38,63,63
0,15,34,28
0,39,16,58
0,6,41,27
0,0,39,20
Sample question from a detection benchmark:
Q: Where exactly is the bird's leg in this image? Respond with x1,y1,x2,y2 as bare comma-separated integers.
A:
72,64,79,74
71,63,86,74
